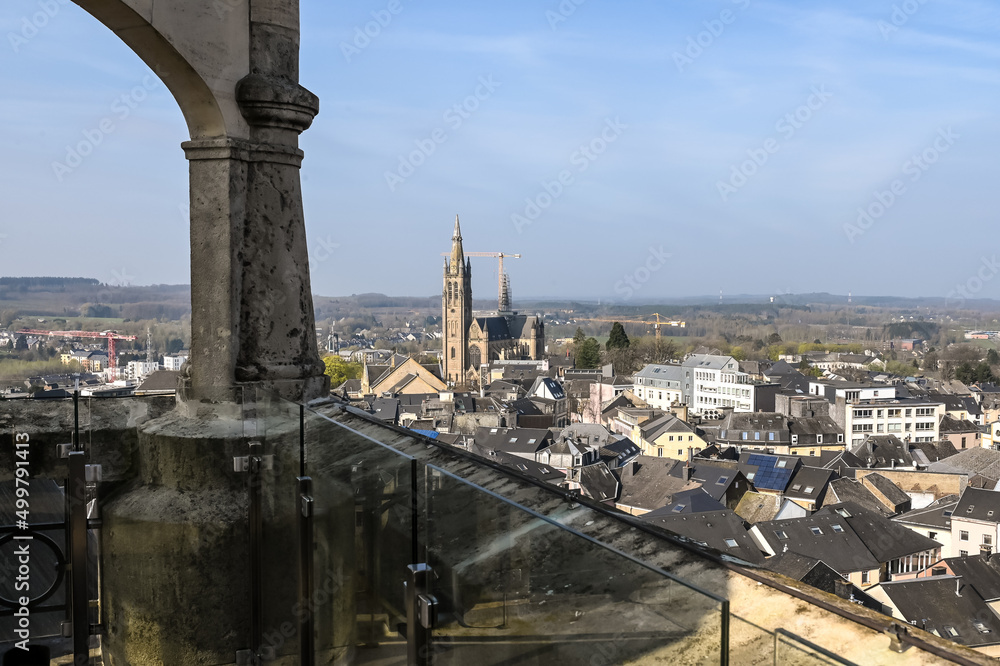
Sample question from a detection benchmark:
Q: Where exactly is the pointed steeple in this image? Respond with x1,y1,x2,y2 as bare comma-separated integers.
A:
450,214,465,273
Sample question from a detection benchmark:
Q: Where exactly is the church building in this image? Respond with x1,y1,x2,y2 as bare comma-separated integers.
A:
442,217,545,387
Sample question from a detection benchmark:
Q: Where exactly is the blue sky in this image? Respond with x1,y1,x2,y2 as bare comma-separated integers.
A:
1,0,998,303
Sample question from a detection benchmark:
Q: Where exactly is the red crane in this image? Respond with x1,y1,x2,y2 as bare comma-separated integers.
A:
19,329,138,370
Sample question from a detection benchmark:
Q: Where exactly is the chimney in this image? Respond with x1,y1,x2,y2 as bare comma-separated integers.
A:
956,577,963,597
834,579,853,600
687,446,694,463
684,464,694,481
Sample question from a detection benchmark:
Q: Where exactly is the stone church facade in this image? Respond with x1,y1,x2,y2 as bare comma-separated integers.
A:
442,217,544,386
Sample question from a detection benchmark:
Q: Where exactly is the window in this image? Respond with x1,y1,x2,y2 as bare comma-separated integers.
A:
854,409,873,419
716,476,729,485
754,432,760,440
961,550,969,557
804,486,814,494
741,432,748,440
861,570,870,584
724,538,739,548
915,407,934,417
657,448,663,457
677,449,683,456
985,534,994,546
944,626,959,638
832,524,844,533
774,530,788,540
852,424,873,433
961,530,970,541
776,460,787,468
768,432,775,441
888,408,901,418
810,526,823,536
968,505,975,514
816,434,823,444
973,621,991,634
928,531,937,540
747,472,756,481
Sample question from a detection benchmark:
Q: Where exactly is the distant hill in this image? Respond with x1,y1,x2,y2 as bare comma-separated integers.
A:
0,277,190,319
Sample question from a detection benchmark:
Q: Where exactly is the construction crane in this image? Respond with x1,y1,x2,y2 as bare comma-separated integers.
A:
440,251,521,311
19,329,138,370
575,313,685,340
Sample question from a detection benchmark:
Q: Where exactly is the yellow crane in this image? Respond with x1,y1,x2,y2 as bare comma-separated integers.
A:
576,313,685,340
440,251,521,310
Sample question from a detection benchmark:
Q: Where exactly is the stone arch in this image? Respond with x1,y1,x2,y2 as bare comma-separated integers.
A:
469,344,481,369
71,0,249,140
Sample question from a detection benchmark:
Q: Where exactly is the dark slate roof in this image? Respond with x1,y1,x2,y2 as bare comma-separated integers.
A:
764,360,797,377
831,502,941,562
533,377,566,400
475,316,517,341
817,449,865,471
641,509,765,565
862,473,911,508
598,438,641,467
874,577,1000,647
474,427,552,456
371,398,400,423
849,435,913,468
616,456,689,512
669,460,743,503
579,463,620,502
939,414,982,434
470,446,566,485
929,448,1000,483
909,440,959,465
694,445,740,461
755,502,939,573
508,398,544,416
892,495,959,530
644,487,726,515
946,554,1000,601
784,467,834,504
764,550,828,581
954,487,1000,523
337,378,362,393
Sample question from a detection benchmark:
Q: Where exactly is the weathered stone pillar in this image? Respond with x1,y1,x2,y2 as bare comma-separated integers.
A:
180,0,327,404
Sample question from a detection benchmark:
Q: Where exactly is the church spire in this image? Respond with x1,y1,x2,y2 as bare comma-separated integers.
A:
450,214,465,273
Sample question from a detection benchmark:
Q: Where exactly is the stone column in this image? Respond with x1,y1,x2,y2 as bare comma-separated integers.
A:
182,0,328,404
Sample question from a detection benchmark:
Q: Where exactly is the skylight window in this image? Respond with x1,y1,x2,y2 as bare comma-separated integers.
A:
672,504,685,513
717,476,729,485
836,508,852,518
968,505,976,513
944,510,953,517
804,486,815,494
832,524,844,533
973,621,991,634
810,527,823,536
791,484,802,491
776,460,787,468
775,530,788,540
944,626,959,638
747,472,756,480
724,538,739,548
509,437,517,443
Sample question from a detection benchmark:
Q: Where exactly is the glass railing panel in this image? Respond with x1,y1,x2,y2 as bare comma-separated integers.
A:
420,464,727,665
251,389,305,663
304,405,416,665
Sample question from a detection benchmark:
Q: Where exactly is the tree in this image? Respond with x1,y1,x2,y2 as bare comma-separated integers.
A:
573,327,586,347
988,349,1000,366
923,351,939,372
576,338,601,369
0,309,18,329
955,362,975,384
767,332,782,344
14,336,27,351
606,322,630,351
323,355,362,387
730,346,746,361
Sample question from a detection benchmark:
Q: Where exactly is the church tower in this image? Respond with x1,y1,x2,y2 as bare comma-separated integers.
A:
442,215,473,386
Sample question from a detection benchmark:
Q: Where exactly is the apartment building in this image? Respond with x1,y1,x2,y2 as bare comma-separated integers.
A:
845,398,946,447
